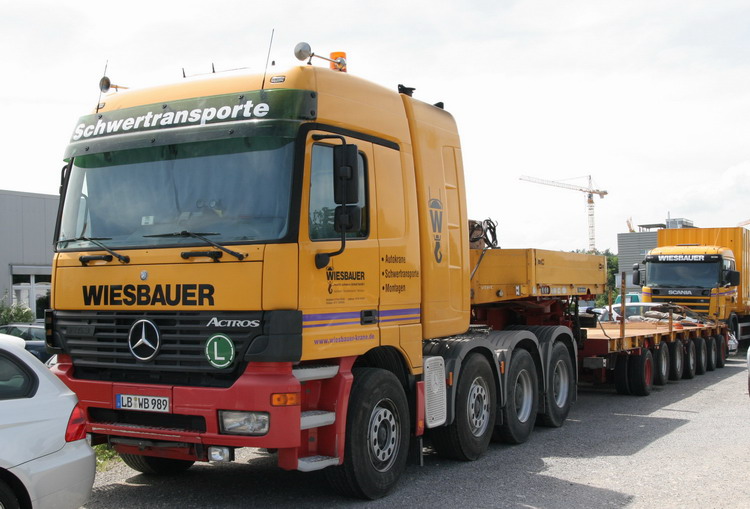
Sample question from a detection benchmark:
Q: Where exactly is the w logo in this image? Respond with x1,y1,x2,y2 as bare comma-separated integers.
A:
428,198,443,264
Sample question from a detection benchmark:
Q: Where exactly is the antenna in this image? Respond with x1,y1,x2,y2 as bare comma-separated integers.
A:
261,29,275,90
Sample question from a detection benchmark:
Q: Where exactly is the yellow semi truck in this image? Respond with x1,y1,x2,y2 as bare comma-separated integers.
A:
634,227,749,345
47,43,614,499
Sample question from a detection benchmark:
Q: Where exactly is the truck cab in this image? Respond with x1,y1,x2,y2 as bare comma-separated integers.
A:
637,245,740,319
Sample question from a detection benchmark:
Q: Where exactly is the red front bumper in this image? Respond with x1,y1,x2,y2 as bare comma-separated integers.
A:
53,358,303,453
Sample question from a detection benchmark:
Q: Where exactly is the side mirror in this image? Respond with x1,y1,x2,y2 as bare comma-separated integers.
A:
632,263,641,286
333,144,359,205
726,270,740,287
334,205,362,233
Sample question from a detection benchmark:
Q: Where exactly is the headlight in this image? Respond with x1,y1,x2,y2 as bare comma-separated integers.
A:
219,411,269,435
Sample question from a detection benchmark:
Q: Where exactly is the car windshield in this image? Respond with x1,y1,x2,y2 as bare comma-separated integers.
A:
645,261,720,288
57,136,295,250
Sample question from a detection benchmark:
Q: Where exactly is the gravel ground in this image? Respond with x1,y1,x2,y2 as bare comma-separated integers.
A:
83,350,750,508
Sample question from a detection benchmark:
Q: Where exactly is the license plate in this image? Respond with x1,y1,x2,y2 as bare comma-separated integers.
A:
116,394,170,413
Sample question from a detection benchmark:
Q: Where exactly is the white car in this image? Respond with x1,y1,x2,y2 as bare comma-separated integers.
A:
0,334,95,509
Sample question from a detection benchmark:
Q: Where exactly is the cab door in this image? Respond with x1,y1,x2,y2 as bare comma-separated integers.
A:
298,131,380,360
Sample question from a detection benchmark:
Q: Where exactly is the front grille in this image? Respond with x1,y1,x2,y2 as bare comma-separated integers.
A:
55,310,263,387
651,296,710,313
89,407,207,432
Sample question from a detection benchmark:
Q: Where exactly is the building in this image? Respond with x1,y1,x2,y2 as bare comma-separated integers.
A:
0,190,59,320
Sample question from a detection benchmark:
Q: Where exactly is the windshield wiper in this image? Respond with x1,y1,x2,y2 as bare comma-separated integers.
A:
144,231,246,261
59,236,131,265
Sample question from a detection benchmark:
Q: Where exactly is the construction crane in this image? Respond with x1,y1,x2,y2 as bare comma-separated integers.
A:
519,175,608,251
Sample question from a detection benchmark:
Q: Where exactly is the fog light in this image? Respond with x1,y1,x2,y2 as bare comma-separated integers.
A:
219,410,270,435
208,446,233,462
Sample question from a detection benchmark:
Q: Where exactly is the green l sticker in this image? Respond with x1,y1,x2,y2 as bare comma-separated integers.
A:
205,334,235,369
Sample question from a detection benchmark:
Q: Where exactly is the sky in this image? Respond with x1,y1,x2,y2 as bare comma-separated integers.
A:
2,0,750,253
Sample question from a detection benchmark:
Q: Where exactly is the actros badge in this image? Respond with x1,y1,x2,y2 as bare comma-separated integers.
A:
128,319,161,361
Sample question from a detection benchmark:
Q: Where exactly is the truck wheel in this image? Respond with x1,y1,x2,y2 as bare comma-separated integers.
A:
694,337,707,375
682,340,697,379
705,336,717,372
431,353,495,460
119,453,194,475
715,335,726,368
325,368,409,499
494,349,538,444
614,354,631,395
0,479,20,509
539,342,575,427
653,342,670,386
668,341,684,381
627,350,654,396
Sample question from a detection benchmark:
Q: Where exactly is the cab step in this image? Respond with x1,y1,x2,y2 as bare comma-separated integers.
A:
301,410,336,430
292,364,339,382
297,455,339,472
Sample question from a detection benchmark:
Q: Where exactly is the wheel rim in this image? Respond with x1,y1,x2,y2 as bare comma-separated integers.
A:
645,355,653,384
552,359,570,408
675,346,682,371
688,345,695,371
708,341,716,366
514,369,534,423
368,398,400,472
467,376,491,437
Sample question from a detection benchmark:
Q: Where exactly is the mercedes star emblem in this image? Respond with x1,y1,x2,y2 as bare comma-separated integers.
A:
128,319,161,361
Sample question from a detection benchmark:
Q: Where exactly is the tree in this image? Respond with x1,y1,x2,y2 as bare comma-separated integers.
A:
0,295,34,325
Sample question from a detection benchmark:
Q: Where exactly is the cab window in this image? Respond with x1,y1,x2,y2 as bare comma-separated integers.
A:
309,143,368,240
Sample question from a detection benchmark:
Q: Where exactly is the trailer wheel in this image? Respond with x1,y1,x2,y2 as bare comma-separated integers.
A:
431,353,495,460
627,350,654,396
119,453,194,475
682,339,697,379
705,336,717,372
325,368,409,500
668,341,684,381
715,335,726,368
539,342,575,427
653,342,669,386
694,337,707,375
614,354,631,395
494,349,538,444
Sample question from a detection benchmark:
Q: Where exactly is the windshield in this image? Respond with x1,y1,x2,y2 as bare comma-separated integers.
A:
58,136,294,250
645,261,720,288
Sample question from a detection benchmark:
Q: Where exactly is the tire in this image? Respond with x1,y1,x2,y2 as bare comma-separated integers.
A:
682,339,697,379
431,353,496,460
120,453,195,475
494,349,538,444
653,342,670,386
325,368,409,499
0,479,20,509
705,336,717,372
627,350,654,396
614,354,631,395
668,341,684,381
715,334,727,368
694,337,707,375
539,342,575,427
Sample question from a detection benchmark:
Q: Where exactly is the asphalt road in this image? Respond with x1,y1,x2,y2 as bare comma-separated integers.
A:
83,351,750,509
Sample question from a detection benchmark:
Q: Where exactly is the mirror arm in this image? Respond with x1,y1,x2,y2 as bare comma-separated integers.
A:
315,231,347,269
